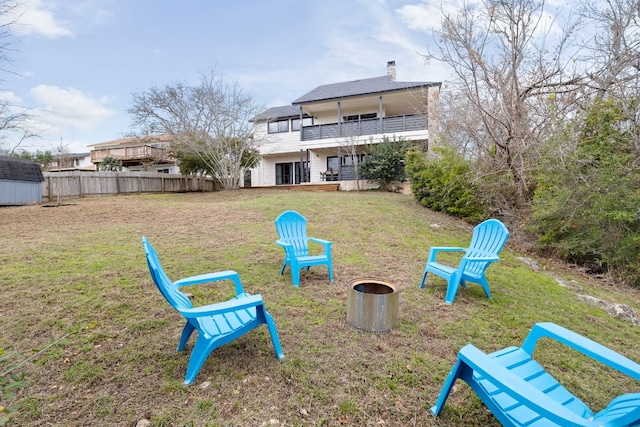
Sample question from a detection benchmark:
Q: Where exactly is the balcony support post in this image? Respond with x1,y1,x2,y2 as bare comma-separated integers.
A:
299,107,304,141
379,96,383,133
337,101,342,138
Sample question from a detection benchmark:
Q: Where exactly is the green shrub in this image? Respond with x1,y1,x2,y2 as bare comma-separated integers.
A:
360,136,411,191
529,98,640,284
406,147,484,222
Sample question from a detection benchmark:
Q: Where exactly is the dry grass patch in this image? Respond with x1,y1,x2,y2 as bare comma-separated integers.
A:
1,189,639,426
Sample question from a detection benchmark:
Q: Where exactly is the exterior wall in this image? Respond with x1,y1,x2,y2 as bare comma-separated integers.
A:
256,122,302,156
251,85,438,188
0,179,42,205
426,85,440,144
126,163,180,174
77,155,95,170
254,153,306,187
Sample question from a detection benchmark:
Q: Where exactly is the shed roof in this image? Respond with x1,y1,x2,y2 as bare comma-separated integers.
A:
0,156,45,182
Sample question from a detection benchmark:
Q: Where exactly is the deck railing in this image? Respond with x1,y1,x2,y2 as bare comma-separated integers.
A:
90,145,168,163
300,114,427,141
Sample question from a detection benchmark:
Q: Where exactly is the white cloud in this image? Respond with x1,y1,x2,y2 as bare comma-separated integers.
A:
0,90,23,104
10,0,73,38
30,84,115,131
396,1,469,33
309,1,452,84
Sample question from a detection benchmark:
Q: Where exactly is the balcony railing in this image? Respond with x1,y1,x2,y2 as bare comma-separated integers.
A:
90,145,168,164
300,114,427,141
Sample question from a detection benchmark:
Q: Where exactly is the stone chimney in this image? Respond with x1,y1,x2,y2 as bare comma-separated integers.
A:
387,60,396,81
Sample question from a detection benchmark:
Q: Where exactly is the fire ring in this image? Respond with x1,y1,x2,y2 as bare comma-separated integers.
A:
346,278,399,333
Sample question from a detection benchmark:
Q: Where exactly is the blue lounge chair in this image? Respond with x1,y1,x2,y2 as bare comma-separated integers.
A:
142,236,284,385
432,322,640,426
275,210,333,287
419,218,509,304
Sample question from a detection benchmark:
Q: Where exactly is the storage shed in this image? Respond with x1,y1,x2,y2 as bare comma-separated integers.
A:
0,156,45,205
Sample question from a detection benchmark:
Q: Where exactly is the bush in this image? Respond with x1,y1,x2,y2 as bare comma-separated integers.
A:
529,98,640,284
406,147,484,222
360,136,411,191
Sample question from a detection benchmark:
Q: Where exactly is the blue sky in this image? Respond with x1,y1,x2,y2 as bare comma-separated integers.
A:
1,0,567,154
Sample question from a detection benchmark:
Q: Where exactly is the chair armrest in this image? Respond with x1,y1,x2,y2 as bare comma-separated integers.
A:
454,344,593,426
173,270,244,296
521,322,640,381
428,247,466,262
179,294,264,318
275,239,295,252
461,255,500,263
309,237,332,251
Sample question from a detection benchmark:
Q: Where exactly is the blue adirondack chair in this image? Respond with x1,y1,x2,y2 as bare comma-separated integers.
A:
275,210,333,287
432,322,640,426
419,218,509,304
142,236,284,385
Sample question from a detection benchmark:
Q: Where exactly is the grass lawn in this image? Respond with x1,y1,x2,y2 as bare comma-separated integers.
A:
1,189,640,426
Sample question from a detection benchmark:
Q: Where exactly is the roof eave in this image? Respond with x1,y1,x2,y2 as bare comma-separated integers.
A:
292,82,441,105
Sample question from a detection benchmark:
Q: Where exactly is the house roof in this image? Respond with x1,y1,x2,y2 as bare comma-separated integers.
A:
251,105,312,122
292,75,440,105
0,156,45,182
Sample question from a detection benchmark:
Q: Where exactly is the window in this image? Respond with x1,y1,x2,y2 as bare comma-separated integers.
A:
291,117,313,131
343,113,377,122
268,119,289,134
326,156,339,171
327,155,365,168
343,155,366,166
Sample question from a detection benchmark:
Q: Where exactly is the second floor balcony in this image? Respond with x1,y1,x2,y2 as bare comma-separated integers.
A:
91,145,170,165
300,113,427,141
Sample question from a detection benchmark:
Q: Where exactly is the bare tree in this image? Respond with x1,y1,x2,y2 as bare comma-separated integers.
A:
52,141,72,206
339,123,366,190
578,0,640,154
0,1,40,154
579,0,640,100
428,0,584,214
128,69,264,189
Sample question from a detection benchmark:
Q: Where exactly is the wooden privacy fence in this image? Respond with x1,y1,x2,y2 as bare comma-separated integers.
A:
42,171,217,202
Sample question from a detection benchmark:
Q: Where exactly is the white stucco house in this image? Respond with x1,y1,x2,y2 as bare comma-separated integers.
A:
248,61,441,189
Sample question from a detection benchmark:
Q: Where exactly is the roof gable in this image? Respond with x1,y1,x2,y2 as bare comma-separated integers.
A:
0,156,45,182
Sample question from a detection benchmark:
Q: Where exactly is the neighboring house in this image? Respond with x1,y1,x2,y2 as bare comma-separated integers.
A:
49,152,95,171
249,61,441,188
88,134,179,173
0,156,45,205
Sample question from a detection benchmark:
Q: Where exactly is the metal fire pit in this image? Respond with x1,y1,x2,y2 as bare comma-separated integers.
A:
347,279,399,332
